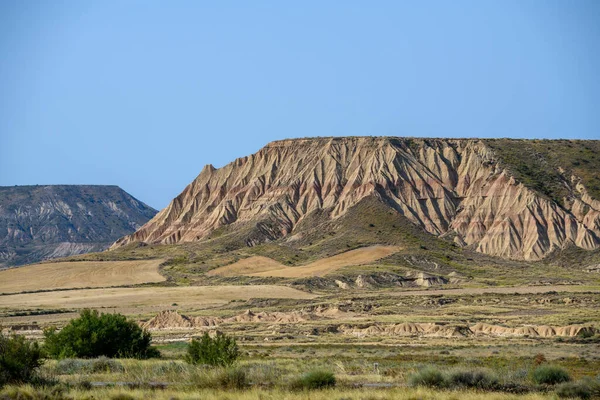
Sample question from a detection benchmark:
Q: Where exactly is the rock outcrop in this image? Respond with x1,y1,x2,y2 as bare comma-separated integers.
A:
342,323,596,338
113,138,600,260
142,311,596,339
0,185,157,267
142,309,321,330
469,323,595,338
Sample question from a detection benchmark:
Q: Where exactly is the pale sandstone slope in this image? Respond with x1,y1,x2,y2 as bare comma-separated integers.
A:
113,138,600,260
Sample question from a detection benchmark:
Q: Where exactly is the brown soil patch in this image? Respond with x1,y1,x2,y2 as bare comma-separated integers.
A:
0,260,166,293
208,245,400,278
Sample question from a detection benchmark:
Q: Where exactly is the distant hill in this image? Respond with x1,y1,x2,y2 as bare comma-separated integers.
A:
0,185,157,268
113,137,600,261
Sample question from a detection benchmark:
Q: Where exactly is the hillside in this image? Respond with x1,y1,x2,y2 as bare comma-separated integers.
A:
0,185,157,267
113,137,600,262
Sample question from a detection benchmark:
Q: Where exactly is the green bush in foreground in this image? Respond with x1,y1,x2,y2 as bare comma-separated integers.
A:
44,309,160,359
0,332,44,386
409,366,446,388
556,377,600,400
185,332,239,367
447,369,499,390
290,370,336,390
532,365,571,385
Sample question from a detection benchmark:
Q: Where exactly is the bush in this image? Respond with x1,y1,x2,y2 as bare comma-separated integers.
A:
409,366,446,388
290,370,336,390
0,332,44,386
556,380,593,399
532,365,571,385
185,332,238,367
44,309,160,359
447,369,499,390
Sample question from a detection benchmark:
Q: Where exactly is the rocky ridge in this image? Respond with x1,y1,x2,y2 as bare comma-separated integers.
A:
113,138,600,260
0,185,157,267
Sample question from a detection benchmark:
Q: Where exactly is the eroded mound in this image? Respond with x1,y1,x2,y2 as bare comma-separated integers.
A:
341,323,469,338
470,323,596,338
342,323,597,338
141,308,350,330
141,310,221,330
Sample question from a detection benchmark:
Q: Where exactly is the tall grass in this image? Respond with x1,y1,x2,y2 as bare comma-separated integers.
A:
0,385,555,399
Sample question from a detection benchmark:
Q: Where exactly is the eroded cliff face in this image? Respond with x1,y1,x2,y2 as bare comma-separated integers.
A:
113,138,600,260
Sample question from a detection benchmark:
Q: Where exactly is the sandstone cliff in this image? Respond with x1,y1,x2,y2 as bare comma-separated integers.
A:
113,138,600,260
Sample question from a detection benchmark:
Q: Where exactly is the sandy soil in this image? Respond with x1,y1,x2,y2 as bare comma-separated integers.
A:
0,260,166,293
208,245,400,278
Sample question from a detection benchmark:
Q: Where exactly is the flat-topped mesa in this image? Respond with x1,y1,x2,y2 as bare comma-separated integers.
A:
112,137,600,260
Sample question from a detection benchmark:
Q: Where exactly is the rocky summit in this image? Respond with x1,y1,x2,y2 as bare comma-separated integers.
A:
0,185,157,267
113,137,600,261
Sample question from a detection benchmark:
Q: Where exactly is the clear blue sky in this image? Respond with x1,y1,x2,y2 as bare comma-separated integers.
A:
1,1,599,209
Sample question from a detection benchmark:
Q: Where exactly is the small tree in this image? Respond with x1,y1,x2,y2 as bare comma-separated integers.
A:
44,309,159,359
0,332,44,386
185,332,238,367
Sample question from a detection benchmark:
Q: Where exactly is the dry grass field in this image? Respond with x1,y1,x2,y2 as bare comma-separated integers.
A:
1,385,558,400
0,259,166,293
209,245,400,278
0,285,317,311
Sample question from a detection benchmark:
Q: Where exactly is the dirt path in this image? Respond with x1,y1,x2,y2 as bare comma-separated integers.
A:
208,245,400,278
0,260,166,293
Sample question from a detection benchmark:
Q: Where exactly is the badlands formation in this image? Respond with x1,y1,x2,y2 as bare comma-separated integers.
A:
114,137,600,261
142,310,597,339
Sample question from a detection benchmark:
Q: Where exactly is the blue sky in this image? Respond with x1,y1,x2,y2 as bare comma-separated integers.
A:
1,1,599,209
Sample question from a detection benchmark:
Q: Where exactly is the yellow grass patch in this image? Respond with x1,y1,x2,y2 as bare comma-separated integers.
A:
0,260,166,293
0,285,317,310
208,245,400,278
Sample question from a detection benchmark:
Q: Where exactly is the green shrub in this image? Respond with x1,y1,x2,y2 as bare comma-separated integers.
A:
185,332,238,367
0,332,44,386
532,365,571,385
447,369,499,390
556,380,593,399
409,366,446,388
290,370,336,390
43,309,160,359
